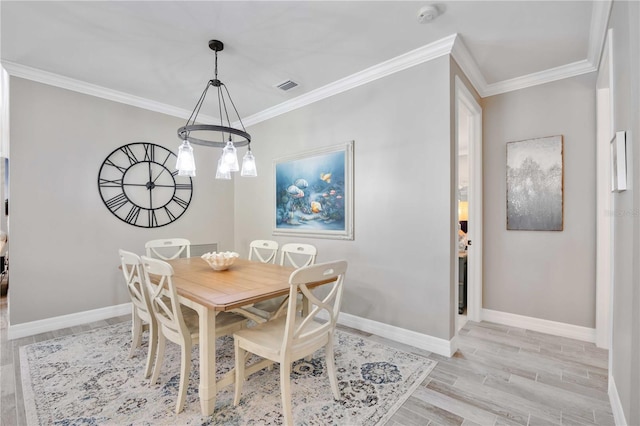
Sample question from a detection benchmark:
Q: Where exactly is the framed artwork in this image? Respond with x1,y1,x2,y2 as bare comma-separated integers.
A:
610,131,627,192
506,135,563,231
274,141,354,240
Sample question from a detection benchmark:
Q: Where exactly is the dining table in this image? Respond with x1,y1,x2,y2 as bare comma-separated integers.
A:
164,257,316,416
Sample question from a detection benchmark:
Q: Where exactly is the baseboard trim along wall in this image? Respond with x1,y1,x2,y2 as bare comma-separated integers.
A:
7,303,132,340
609,375,628,426
8,305,598,358
482,309,597,343
9,304,457,357
331,311,457,357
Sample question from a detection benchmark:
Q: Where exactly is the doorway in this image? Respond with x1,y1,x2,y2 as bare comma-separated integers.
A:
455,76,482,332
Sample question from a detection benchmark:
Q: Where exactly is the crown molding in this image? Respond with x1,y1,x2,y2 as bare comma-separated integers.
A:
455,53,598,99
452,1,610,98
480,0,611,97
241,33,457,127
587,0,613,66
1,60,217,124
482,59,597,97
450,35,488,96
2,0,613,124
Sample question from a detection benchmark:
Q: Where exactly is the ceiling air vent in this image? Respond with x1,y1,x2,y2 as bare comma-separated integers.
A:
276,79,299,91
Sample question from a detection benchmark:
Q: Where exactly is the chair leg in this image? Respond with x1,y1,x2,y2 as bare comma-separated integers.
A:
280,362,293,426
233,340,245,406
300,298,312,363
144,319,157,379
150,331,166,385
175,339,191,414
325,335,340,400
130,311,143,358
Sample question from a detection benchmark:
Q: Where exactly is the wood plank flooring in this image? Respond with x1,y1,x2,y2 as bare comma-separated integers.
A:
1,288,613,425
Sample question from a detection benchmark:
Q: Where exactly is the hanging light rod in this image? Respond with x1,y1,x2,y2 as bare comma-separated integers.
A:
175,39,256,178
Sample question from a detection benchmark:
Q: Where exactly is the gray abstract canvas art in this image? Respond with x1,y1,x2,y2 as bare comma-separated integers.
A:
507,135,563,231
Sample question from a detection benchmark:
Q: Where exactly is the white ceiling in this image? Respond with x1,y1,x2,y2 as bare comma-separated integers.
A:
1,1,606,124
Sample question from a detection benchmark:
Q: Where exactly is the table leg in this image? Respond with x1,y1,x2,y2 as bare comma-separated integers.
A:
196,304,217,416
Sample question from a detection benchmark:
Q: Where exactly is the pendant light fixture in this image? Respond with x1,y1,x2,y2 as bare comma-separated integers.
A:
176,39,257,178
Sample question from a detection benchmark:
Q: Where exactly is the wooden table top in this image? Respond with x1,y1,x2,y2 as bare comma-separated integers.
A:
167,257,296,311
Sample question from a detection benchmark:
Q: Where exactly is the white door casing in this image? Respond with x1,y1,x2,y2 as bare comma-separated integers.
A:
455,76,483,326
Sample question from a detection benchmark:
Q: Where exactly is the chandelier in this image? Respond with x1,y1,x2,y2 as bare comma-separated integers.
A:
175,39,256,179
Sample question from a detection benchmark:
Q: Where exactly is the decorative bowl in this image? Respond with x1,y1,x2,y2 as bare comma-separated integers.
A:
201,251,239,271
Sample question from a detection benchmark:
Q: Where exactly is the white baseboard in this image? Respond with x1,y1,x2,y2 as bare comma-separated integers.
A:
8,303,132,340
609,375,627,426
8,303,458,358
481,309,597,343
332,311,456,357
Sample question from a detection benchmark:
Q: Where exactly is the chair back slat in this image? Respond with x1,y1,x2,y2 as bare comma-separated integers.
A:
248,239,279,264
145,238,191,260
279,243,317,268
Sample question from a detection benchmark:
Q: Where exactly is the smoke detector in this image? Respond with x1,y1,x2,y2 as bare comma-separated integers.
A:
417,5,439,23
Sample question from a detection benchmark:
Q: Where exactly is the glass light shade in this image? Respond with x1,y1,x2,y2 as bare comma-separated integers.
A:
222,140,239,172
176,140,196,177
241,150,257,177
215,156,231,180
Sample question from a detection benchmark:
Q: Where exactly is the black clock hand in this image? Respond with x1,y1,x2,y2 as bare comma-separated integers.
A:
151,166,168,184
151,152,173,183
149,181,153,209
147,160,153,208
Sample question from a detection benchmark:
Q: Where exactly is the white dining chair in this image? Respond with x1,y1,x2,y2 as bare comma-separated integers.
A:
140,255,247,414
279,243,317,268
118,249,156,379
251,243,318,321
145,238,191,260
248,239,279,264
233,260,348,426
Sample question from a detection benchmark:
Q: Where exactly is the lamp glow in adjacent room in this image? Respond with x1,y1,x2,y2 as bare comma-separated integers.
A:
458,201,469,221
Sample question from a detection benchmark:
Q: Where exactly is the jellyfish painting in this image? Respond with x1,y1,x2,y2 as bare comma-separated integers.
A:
275,146,349,234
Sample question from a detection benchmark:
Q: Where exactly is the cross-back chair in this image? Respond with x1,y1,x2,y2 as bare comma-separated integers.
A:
118,249,156,379
279,243,317,268
248,239,279,264
140,255,247,414
249,243,318,322
144,238,191,260
233,260,348,426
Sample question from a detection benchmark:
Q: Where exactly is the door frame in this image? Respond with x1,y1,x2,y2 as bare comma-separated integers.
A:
595,28,614,352
455,76,483,325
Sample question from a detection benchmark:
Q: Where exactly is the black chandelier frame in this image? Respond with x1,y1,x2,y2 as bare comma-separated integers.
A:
177,39,251,148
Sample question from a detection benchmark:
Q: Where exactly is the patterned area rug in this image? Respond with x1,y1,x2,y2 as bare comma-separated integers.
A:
20,321,436,425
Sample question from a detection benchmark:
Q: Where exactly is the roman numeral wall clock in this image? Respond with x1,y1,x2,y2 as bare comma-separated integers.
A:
98,142,193,228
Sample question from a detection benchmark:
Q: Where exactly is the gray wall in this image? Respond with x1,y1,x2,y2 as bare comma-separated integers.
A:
8,77,235,324
482,74,597,327
235,56,458,340
608,0,640,423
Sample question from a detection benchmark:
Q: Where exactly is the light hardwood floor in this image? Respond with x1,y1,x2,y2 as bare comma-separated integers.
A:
1,287,613,426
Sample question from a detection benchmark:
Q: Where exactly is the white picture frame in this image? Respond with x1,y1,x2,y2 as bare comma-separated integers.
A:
273,141,354,240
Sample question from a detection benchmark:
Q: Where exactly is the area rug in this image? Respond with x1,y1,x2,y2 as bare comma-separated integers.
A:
20,321,436,425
